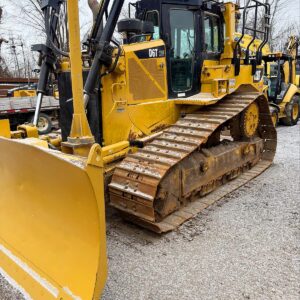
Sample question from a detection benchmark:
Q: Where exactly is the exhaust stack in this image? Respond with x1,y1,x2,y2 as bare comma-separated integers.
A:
88,0,101,21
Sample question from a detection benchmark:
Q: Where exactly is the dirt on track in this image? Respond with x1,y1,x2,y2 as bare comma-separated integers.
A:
1,124,299,300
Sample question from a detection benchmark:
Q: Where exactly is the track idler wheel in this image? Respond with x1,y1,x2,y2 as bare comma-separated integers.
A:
241,102,260,138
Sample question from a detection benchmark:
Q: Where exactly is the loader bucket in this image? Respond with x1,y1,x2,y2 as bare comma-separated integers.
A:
0,137,107,300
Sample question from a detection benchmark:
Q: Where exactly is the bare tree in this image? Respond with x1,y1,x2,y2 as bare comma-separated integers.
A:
267,0,291,51
273,23,300,52
8,0,70,51
0,6,11,77
7,0,45,36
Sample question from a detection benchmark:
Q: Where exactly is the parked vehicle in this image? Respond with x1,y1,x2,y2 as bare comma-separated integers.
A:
0,95,59,134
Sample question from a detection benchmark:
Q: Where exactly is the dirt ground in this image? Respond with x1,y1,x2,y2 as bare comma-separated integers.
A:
1,124,299,300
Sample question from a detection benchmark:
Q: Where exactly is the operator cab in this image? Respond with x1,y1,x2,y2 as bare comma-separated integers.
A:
264,54,293,104
134,0,224,98
267,61,287,103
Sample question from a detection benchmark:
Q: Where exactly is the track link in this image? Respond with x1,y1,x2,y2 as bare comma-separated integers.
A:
109,92,277,233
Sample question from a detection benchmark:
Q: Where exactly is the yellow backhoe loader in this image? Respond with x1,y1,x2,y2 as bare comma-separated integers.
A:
263,36,300,126
0,0,277,299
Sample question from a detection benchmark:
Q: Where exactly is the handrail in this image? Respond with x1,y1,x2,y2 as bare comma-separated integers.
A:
233,0,271,75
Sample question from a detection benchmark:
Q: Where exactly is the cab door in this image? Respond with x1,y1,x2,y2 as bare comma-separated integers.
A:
162,4,201,98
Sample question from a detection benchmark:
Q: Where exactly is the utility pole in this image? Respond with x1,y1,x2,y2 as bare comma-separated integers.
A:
10,37,21,78
20,41,27,79
27,55,31,82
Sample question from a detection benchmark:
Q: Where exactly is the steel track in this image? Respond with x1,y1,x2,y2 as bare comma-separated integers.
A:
109,91,277,233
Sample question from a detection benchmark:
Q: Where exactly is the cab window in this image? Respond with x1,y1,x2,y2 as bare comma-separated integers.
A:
169,9,195,92
145,10,160,40
204,13,221,53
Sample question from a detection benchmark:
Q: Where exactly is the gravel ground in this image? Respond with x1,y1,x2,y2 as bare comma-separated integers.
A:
1,124,299,300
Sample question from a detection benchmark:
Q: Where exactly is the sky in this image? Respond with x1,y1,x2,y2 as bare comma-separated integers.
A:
0,0,299,75
1,0,299,44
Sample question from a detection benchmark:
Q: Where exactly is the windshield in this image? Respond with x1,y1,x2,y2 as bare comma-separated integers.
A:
169,9,195,93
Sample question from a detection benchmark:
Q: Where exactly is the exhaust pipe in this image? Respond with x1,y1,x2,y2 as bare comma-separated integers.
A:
88,0,101,22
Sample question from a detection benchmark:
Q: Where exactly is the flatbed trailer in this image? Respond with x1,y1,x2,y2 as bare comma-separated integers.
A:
0,77,39,98
0,95,60,134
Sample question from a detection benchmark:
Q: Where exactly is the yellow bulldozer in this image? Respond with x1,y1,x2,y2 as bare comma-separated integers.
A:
263,36,300,126
0,0,277,299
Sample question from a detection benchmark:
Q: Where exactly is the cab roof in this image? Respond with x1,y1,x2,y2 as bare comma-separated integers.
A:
136,0,204,12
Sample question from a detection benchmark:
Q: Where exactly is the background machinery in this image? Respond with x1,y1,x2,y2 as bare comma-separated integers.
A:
0,77,38,98
0,0,277,299
0,93,60,134
7,83,37,97
263,36,300,126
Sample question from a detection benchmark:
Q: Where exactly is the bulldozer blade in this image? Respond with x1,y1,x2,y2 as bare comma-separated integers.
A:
0,138,107,300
